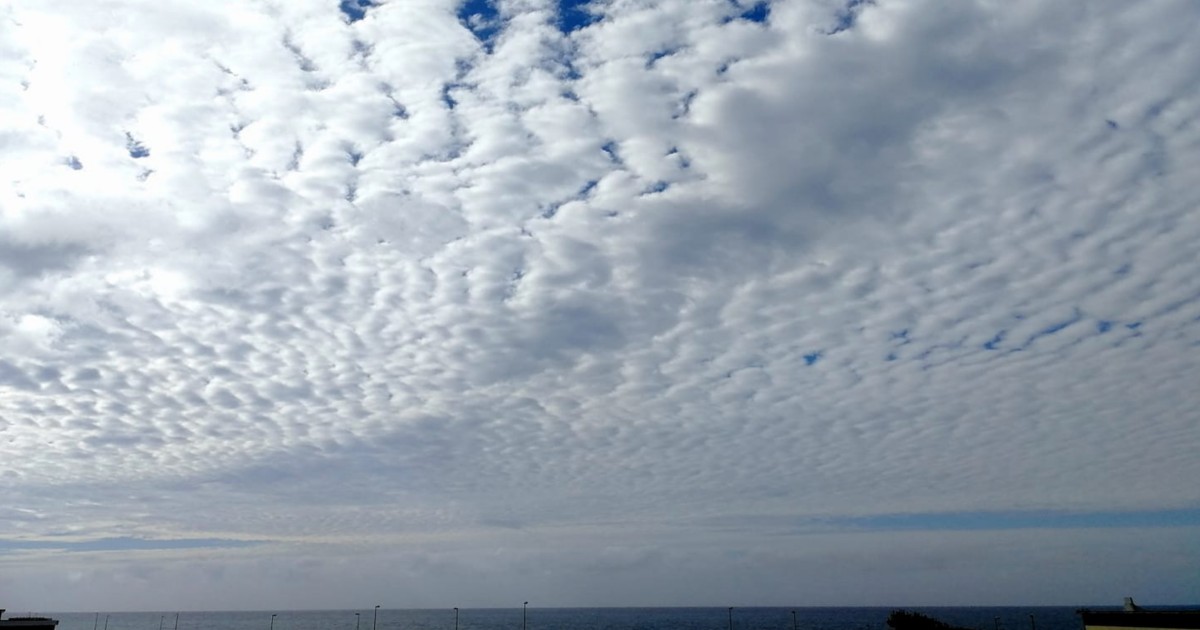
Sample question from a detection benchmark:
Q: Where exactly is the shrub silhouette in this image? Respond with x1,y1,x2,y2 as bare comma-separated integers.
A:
886,611,974,630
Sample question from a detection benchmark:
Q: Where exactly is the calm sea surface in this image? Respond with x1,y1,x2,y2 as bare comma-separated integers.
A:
43,608,1099,630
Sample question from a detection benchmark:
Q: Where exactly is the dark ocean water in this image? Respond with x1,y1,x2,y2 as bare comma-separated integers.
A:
44,607,1097,630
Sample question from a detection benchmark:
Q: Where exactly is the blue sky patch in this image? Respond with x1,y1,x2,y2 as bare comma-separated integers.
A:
827,0,872,34
557,0,599,33
538,180,599,221
458,0,501,49
643,181,669,195
665,147,691,169
1034,309,1082,338
389,95,409,119
737,2,769,24
338,0,375,23
1001,308,1083,352
601,141,620,163
125,133,150,159
562,62,583,82
646,47,679,68
442,84,459,109
673,90,697,119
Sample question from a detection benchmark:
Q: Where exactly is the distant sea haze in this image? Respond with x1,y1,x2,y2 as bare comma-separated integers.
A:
43,607,1100,630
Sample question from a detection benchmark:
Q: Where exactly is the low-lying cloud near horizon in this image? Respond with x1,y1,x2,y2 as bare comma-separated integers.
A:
2,0,1198,610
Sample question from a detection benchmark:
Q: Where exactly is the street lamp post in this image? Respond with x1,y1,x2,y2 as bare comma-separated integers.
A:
160,616,165,630
270,614,277,630
1029,615,1036,630
994,617,1000,630
792,611,798,630
104,615,110,630
374,606,380,630
523,602,528,630
356,614,360,630
728,608,733,630
174,614,179,630
454,608,459,630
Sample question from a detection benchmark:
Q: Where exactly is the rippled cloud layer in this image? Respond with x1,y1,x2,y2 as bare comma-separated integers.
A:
1,0,1198,609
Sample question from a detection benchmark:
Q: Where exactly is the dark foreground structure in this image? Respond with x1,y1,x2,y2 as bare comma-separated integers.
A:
0,610,59,630
886,610,974,630
1079,599,1200,630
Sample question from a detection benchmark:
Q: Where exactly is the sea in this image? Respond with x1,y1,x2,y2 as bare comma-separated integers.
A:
42,607,1101,630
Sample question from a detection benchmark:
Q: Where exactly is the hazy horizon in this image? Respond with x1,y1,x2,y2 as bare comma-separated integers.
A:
17,604,1187,614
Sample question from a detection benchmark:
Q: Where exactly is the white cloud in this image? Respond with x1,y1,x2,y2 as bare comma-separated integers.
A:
2,0,1199,609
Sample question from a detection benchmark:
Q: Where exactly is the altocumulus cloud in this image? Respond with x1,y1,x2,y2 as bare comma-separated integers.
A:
1,0,1199,611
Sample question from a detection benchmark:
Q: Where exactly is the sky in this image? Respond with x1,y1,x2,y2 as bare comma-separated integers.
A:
1,0,1199,612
